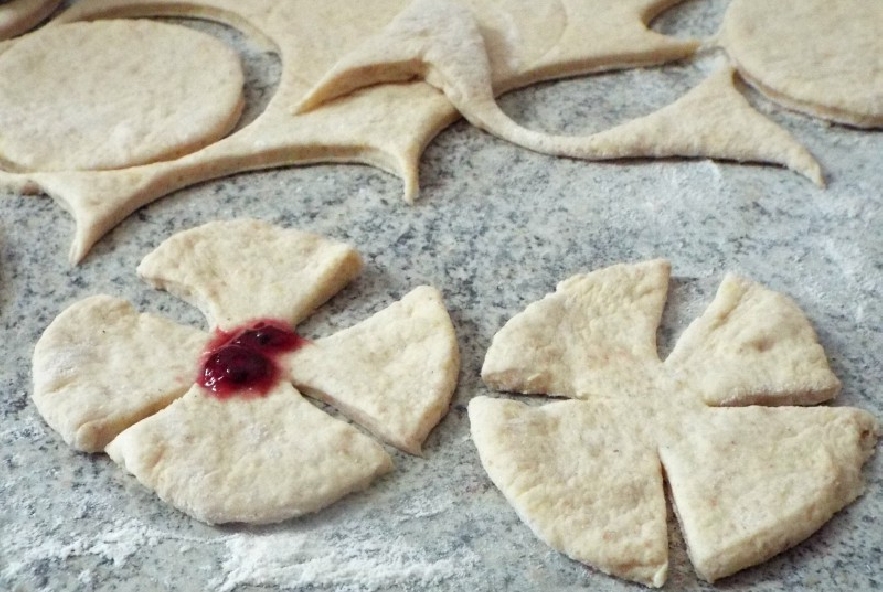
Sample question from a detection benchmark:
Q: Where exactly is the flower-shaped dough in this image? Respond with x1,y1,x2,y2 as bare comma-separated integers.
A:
33,219,460,524
470,260,878,586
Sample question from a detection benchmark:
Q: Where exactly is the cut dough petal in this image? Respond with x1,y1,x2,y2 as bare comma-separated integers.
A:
470,396,668,588
106,382,394,524
288,286,459,454
32,295,208,452
660,406,879,582
584,67,824,186
0,20,244,171
720,0,883,128
665,274,841,407
0,0,61,41
137,219,363,330
482,259,670,398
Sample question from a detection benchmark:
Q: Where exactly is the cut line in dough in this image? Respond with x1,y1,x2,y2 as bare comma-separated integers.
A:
472,260,878,586
33,220,460,522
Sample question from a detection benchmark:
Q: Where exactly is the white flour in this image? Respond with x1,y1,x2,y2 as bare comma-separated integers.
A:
216,531,480,592
1,518,162,580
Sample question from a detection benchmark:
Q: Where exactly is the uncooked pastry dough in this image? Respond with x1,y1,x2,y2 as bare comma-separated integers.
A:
0,0,61,40
297,0,821,185
287,285,461,455
136,218,364,330
107,381,394,525
0,0,824,263
720,0,883,128
472,260,878,586
32,295,208,452
32,220,460,523
0,20,244,172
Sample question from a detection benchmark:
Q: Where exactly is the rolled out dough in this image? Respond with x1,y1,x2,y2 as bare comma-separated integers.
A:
720,0,883,128
0,20,244,172
33,220,460,522
473,260,879,586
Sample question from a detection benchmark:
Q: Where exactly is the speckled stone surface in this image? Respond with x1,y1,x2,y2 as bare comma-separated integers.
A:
1,1,881,591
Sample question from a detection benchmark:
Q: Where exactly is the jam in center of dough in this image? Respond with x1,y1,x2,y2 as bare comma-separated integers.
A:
198,320,306,397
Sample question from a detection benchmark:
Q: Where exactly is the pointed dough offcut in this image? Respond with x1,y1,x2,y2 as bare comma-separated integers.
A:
660,406,879,582
584,67,824,186
295,0,696,171
0,0,62,41
665,274,840,406
482,259,670,398
137,219,363,330
470,396,668,588
720,0,883,128
288,286,459,454
106,382,394,524
32,295,208,452
0,20,244,171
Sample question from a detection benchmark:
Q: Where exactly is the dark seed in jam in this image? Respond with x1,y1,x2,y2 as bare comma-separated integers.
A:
230,321,304,354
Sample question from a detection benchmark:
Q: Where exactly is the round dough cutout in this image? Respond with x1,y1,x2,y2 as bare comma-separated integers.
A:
0,19,244,171
721,0,883,128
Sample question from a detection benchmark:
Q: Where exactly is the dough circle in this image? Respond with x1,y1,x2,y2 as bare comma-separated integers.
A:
721,0,883,128
0,19,244,171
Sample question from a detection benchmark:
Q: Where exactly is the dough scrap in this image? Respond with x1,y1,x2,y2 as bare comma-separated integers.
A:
584,66,824,186
720,0,883,128
288,285,460,455
33,220,460,523
472,260,879,586
297,3,821,185
0,0,61,40
0,20,244,172
32,295,208,452
137,218,364,331
2,0,699,262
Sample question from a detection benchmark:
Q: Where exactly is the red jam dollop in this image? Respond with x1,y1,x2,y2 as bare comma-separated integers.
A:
198,319,306,398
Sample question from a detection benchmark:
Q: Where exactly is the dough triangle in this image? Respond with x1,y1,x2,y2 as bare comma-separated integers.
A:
482,259,670,398
665,273,840,406
32,295,208,452
660,405,878,582
585,67,824,185
470,396,668,588
106,382,394,524
137,219,363,330
288,286,459,454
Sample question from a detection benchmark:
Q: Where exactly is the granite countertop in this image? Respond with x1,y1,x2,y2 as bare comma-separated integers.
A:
1,1,881,590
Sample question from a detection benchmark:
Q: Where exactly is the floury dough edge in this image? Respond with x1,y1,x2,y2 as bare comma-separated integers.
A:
2,0,883,590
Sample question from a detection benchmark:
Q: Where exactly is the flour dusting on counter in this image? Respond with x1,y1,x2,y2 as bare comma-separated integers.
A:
217,531,480,591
